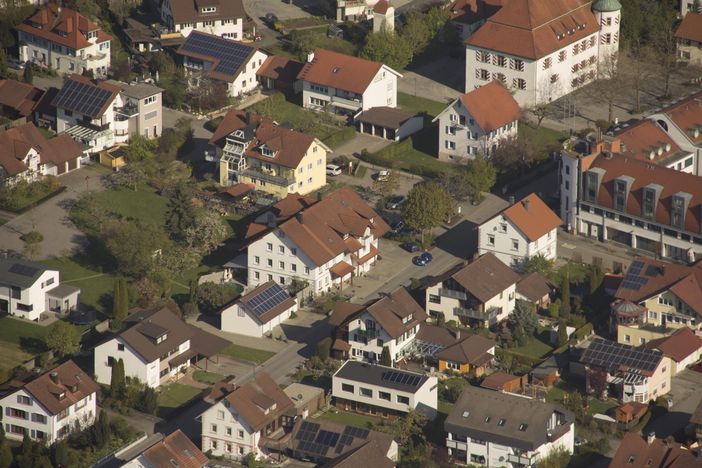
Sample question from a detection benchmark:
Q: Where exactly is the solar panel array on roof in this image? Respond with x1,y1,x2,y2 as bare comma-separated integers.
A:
180,32,254,76
582,339,661,373
245,283,290,317
8,263,39,277
620,260,649,291
52,79,114,118
381,370,421,387
295,421,370,459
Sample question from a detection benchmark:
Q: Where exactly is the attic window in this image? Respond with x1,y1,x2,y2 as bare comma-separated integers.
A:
58,392,66,400
462,411,470,418
498,418,506,426
484,416,491,423
234,130,245,139
170,459,180,467
202,6,216,13
332,67,341,73
260,146,274,157
519,423,528,431
156,334,167,344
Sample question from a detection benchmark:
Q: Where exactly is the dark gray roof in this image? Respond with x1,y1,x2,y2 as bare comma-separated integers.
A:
334,361,428,393
46,283,80,298
445,386,574,451
580,338,663,376
0,257,50,288
106,80,163,99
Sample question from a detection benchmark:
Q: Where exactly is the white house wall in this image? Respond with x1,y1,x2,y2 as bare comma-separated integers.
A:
220,302,297,337
93,337,156,387
201,400,261,459
478,215,558,268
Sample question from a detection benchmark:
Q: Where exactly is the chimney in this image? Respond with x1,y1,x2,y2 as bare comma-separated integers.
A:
522,199,530,211
307,52,315,63
454,328,460,340
245,111,251,125
509,195,515,205
647,432,656,445
49,372,59,385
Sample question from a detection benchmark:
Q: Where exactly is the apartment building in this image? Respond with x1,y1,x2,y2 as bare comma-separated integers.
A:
425,254,520,327
332,361,438,420
177,31,268,98
220,281,298,337
445,386,574,467
200,372,294,460
0,257,80,321
209,108,330,197
297,48,402,113
243,187,389,295
328,287,427,364
94,307,228,388
446,0,503,40
478,193,561,268
434,80,520,161
646,327,702,375
580,338,671,403
106,80,164,139
464,0,621,107
161,0,246,40
16,4,111,77
0,360,98,444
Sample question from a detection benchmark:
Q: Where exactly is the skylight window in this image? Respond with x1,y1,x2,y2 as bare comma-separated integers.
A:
484,416,491,423
519,423,528,431
462,411,470,418
498,419,506,426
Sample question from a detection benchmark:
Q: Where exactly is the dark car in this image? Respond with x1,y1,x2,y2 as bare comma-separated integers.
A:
421,251,433,263
386,195,406,210
400,242,420,253
412,255,428,266
264,13,279,24
390,220,405,233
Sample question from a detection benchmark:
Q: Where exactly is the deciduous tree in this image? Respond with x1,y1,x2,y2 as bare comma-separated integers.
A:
20,230,43,260
360,30,413,70
45,321,81,357
401,182,452,242
22,64,32,85
103,219,168,278
464,157,497,202
316,337,332,361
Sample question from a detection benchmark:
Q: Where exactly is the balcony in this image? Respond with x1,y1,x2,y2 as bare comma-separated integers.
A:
115,103,139,121
242,168,295,186
453,306,499,321
330,95,362,110
355,329,379,339
439,288,467,300
507,453,535,466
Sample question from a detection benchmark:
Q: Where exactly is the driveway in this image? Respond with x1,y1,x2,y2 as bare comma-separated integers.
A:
644,369,702,440
0,166,108,259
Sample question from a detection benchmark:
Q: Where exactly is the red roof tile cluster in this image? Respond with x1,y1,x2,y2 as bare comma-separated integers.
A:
223,373,294,432
141,430,208,468
0,123,82,177
610,432,702,468
0,79,44,118
447,0,504,25
614,120,687,164
501,193,562,242
459,80,521,132
16,4,111,51
647,327,702,363
466,0,600,59
256,55,304,83
662,91,702,146
168,0,246,24
20,360,99,416
675,12,702,44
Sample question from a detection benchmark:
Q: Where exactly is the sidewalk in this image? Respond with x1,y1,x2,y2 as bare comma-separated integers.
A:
557,230,636,272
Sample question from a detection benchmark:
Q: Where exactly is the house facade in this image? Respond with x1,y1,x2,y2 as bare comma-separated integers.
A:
0,79,44,121
0,257,80,321
297,48,402,113
646,327,702,375
464,0,621,107
435,334,496,376
332,361,438,420
209,109,329,197
425,254,519,328
16,4,111,77
0,360,98,444
106,81,164,140
478,193,561,268
161,0,246,40
220,281,298,337
243,188,389,295
434,80,520,162
200,372,294,460
676,12,702,66
445,386,574,467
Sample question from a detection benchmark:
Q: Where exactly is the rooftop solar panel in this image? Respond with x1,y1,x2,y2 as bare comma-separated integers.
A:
52,78,115,118
180,32,255,77
8,264,39,277
245,283,291,317
316,430,340,447
582,339,661,373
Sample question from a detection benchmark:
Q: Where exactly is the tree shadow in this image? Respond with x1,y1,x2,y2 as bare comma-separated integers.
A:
435,220,477,259
72,234,116,273
19,336,47,354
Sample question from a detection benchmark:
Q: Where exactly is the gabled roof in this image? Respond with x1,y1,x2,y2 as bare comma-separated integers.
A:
610,432,702,468
0,79,45,117
51,75,121,119
223,372,294,432
517,271,555,302
646,327,702,363
363,287,427,339
177,31,260,82
244,193,317,241
447,0,504,25
297,48,401,95
20,360,99,416
355,106,417,130
168,0,246,24
499,193,562,242
675,12,702,44
662,91,702,146
16,4,111,50
256,55,304,83
458,80,521,132
613,120,687,164
581,338,664,377
0,123,82,177
480,371,521,391
435,334,496,365
465,0,600,60
140,430,208,468
450,253,520,303
236,281,297,325
323,438,395,468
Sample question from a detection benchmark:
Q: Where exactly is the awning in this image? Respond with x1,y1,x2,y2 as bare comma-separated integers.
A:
330,261,353,279
353,245,379,265
332,338,351,352
47,284,81,299
169,349,197,367
343,236,363,253
223,183,255,200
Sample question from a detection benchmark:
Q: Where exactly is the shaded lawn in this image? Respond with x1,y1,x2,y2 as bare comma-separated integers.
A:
92,185,168,226
316,410,380,429
192,370,224,385
157,383,202,418
519,123,568,151
509,339,554,360
588,397,617,416
0,317,50,374
0,341,35,375
42,257,116,318
373,125,459,177
545,379,580,405
220,344,275,365
398,92,449,119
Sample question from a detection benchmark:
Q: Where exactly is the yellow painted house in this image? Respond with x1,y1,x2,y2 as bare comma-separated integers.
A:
435,334,496,376
210,109,330,198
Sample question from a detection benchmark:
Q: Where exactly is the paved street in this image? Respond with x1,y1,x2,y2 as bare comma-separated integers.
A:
644,370,702,440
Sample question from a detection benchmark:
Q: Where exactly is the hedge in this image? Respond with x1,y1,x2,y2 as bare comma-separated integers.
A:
496,348,542,369
574,322,594,341
322,126,355,148
0,185,66,214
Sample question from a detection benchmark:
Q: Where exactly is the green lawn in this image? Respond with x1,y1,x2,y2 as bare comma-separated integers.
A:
316,410,380,429
588,397,617,416
0,317,50,374
157,383,202,418
42,257,115,319
192,370,225,385
0,218,7,226
545,379,579,405
398,92,449,118
519,123,568,151
92,185,168,226
220,344,275,365
510,338,554,359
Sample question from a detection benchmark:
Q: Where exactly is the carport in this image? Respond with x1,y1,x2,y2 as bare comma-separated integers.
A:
354,106,423,141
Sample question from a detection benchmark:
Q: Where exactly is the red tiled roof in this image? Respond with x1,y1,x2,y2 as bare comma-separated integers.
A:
141,430,208,468
22,360,99,416
0,79,44,117
297,48,399,95
675,12,702,44
647,327,702,363
256,55,304,83
500,193,562,242
224,373,294,432
662,91,702,146
364,287,427,339
459,80,521,132
610,432,702,468
17,4,111,51
330,261,354,278
465,0,600,59
436,334,496,365
0,123,82,177
223,183,255,199
481,371,520,390
237,281,297,324
447,0,504,24
614,120,687,164
373,0,391,14
168,0,246,24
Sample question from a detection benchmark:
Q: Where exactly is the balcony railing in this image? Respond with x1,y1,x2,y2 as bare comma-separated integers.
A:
115,104,139,120
355,329,379,339
242,168,294,186
507,453,535,465
453,306,499,321
330,95,362,110
439,288,467,300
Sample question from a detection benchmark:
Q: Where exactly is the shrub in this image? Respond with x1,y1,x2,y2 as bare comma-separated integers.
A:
322,126,355,148
316,337,332,361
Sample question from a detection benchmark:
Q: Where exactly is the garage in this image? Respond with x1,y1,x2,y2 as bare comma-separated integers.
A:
354,106,423,141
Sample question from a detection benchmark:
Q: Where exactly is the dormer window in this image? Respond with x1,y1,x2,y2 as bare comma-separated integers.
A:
156,333,167,344
402,314,413,324
671,195,686,229
58,392,66,400
613,179,627,212
233,130,245,139
202,6,216,13
260,146,274,157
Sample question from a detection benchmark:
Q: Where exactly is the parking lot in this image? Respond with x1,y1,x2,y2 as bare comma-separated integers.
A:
644,369,702,440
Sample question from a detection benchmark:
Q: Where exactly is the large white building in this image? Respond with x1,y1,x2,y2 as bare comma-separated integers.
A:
445,386,574,467
434,80,521,162
16,4,111,77
297,48,402,114
0,360,98,444
464,0,621,107
332,361,438,420
220,281,298,337
0,257,80,321
242,188,390,296
478,193,562,268
161,0,246,40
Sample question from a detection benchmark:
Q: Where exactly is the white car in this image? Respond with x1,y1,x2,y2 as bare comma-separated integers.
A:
376,170,390,181
326,164,342,176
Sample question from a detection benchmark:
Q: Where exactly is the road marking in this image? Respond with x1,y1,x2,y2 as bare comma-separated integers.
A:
561,243,576,249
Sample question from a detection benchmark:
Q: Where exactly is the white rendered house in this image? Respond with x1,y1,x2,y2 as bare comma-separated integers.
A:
332,361,438,420
0,257,80,321
161,0,246,40
464,0,621,107
478,193,561,268
445,386,575,467
433,80,520,162
297,48,402,113
16,4,111,77
0,360,98,444
220,282,298,337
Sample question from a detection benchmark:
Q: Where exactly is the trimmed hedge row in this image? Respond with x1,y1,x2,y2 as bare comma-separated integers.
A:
322,126,356,149
0,186,66,214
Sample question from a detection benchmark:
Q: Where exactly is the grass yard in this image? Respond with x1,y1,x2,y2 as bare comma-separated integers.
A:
42,257,115,318
398,92,449,118
92,185,168,226
192,370,225,385
510,338,554,360
0,317,51,374
545,379,579,405
316,410,380,429
157,383,202,418
0,218,7,226
519,124,568,151
220,344,275,365
588,397,617,416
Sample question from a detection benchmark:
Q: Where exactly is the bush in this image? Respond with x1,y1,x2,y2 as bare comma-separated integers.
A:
574,323,593,341
317,337,332,361
322,126,355,148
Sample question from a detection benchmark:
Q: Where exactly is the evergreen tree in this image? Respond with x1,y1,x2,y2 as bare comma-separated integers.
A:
189,279,198,303
111,278,122,329
0,443,12,468
22,64,33,84
92,411,109,448
164,184,196,242
557,321,569,347
117,278,128,323
380,346,391,366
17,433,36,468
589,264,603,295
138,387,158,415
52,440,68,468
0,49,7,79
560,274,571,318
110,358,126,399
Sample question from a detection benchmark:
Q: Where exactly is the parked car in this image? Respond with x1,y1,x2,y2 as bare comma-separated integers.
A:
386,195,406,210
375,170,390,181
412,252,433,266
265,13,278,24
390,220,404,233
574,437,587,447
400,242,420,253
326,164,342,176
